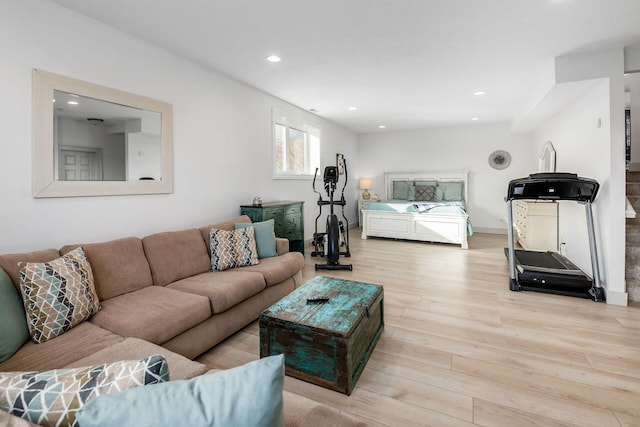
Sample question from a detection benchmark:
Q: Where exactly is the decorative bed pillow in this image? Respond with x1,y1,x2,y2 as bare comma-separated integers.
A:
434,181,464,202
210,227,259,271
414,185,436,202
392,181,414,200
76,354,284,427
0,268,30,363
0,354,169,427
18,247,100,344
234,220,277,259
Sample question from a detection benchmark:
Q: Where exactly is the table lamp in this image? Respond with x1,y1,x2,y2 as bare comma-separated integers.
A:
359,178,372,200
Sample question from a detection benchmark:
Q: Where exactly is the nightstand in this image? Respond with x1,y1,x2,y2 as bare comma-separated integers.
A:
240,201,304,255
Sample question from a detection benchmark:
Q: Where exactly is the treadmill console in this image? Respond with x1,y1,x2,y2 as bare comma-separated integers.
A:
506,172,599,202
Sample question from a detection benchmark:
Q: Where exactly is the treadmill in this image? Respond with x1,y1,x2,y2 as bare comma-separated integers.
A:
505,172,605,302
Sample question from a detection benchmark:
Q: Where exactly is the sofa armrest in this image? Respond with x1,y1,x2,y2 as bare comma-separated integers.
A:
276,238,289,256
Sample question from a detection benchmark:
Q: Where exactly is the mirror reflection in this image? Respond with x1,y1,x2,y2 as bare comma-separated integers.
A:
54,90,162,182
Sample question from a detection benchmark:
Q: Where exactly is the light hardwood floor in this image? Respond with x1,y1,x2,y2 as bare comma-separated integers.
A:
197,230,640,426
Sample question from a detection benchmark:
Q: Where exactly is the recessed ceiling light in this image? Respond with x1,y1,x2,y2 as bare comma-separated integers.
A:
266,55,281,63
67,101,79,105
378,125,386,129
471,117,479,121
473,91,486,96
348,106,357,111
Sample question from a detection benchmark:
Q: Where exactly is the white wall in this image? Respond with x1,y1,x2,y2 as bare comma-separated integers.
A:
356,123,534,233
0,0,358,253
534,80,610,276
534,47,627,305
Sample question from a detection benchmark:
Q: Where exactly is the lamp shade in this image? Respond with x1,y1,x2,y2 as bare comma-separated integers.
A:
359,179,372,190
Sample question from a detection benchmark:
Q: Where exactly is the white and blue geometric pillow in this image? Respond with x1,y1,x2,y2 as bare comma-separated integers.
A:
210,227,259,271
18,247,100,344
0,354,169,427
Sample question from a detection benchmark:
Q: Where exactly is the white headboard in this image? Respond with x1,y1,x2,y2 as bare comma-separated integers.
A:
384,170,469,203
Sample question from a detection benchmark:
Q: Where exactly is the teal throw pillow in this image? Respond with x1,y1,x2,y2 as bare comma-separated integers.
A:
77,354,285,427
392,181,414,200
434,181,463,202
235,219,277,258
0,268,29,363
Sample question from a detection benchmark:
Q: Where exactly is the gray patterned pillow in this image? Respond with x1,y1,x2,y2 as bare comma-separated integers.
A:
0,355,169,427
210,227,259,271
18,247,100,344
414,185,436,201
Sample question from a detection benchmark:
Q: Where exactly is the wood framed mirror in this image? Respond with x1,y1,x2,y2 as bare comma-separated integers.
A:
32,69,173,198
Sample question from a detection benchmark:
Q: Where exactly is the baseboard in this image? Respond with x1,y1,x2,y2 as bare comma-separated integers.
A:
604,288,629,306
473,227,508,235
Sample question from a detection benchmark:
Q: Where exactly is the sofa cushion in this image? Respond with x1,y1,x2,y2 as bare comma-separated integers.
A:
142,228,211,286
210,227,259,272
235,220,277,259
0,355,168,427
167,270,266,314
76,354,284,427
0,410,35,426
0,268,29,363
0,249,61,293
199,215,252,253
0,322,124,372
60,237,152,301
235,252,304,287
18,247,101,344
89,286,211,345
65,337,208,381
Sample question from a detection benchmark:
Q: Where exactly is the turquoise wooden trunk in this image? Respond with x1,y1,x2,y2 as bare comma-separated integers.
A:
259,276,384,395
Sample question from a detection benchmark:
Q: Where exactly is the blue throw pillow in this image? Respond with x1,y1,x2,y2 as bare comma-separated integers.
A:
235,219,277,258
76,354,285,427
0,268,29,362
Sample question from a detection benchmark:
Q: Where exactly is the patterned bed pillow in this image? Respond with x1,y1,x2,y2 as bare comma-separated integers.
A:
0,354,169,427
210,227,259,271
414,185,436,201
18,247,100,344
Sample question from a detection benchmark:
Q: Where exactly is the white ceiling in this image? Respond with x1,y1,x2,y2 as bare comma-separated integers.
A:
49,0,640,134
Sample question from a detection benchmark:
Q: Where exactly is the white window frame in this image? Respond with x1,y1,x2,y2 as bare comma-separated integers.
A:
272,108,321,180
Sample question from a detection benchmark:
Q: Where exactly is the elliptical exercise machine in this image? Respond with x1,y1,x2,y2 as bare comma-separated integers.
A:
311,157,352,271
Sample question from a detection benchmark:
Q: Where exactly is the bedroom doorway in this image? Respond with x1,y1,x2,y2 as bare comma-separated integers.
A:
58,146,103,181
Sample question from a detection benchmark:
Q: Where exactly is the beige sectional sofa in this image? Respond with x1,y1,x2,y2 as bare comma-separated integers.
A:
0,215,365,426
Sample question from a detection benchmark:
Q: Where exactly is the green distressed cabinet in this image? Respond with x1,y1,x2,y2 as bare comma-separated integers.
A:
240,201,304,255
259,276,384,395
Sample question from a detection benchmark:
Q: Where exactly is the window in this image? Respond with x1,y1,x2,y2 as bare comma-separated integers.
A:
273,108,320,179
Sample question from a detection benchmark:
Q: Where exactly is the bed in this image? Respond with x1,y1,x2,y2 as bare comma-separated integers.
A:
360,171,471,249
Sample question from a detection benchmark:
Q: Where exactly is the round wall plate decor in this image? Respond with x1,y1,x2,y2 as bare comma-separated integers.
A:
488,150,511,170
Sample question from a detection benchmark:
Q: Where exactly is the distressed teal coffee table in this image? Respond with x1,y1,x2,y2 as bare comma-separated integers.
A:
259,275,384,395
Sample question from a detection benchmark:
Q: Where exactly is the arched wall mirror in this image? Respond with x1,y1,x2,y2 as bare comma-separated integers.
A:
538,141,556,173
32,69,173,198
